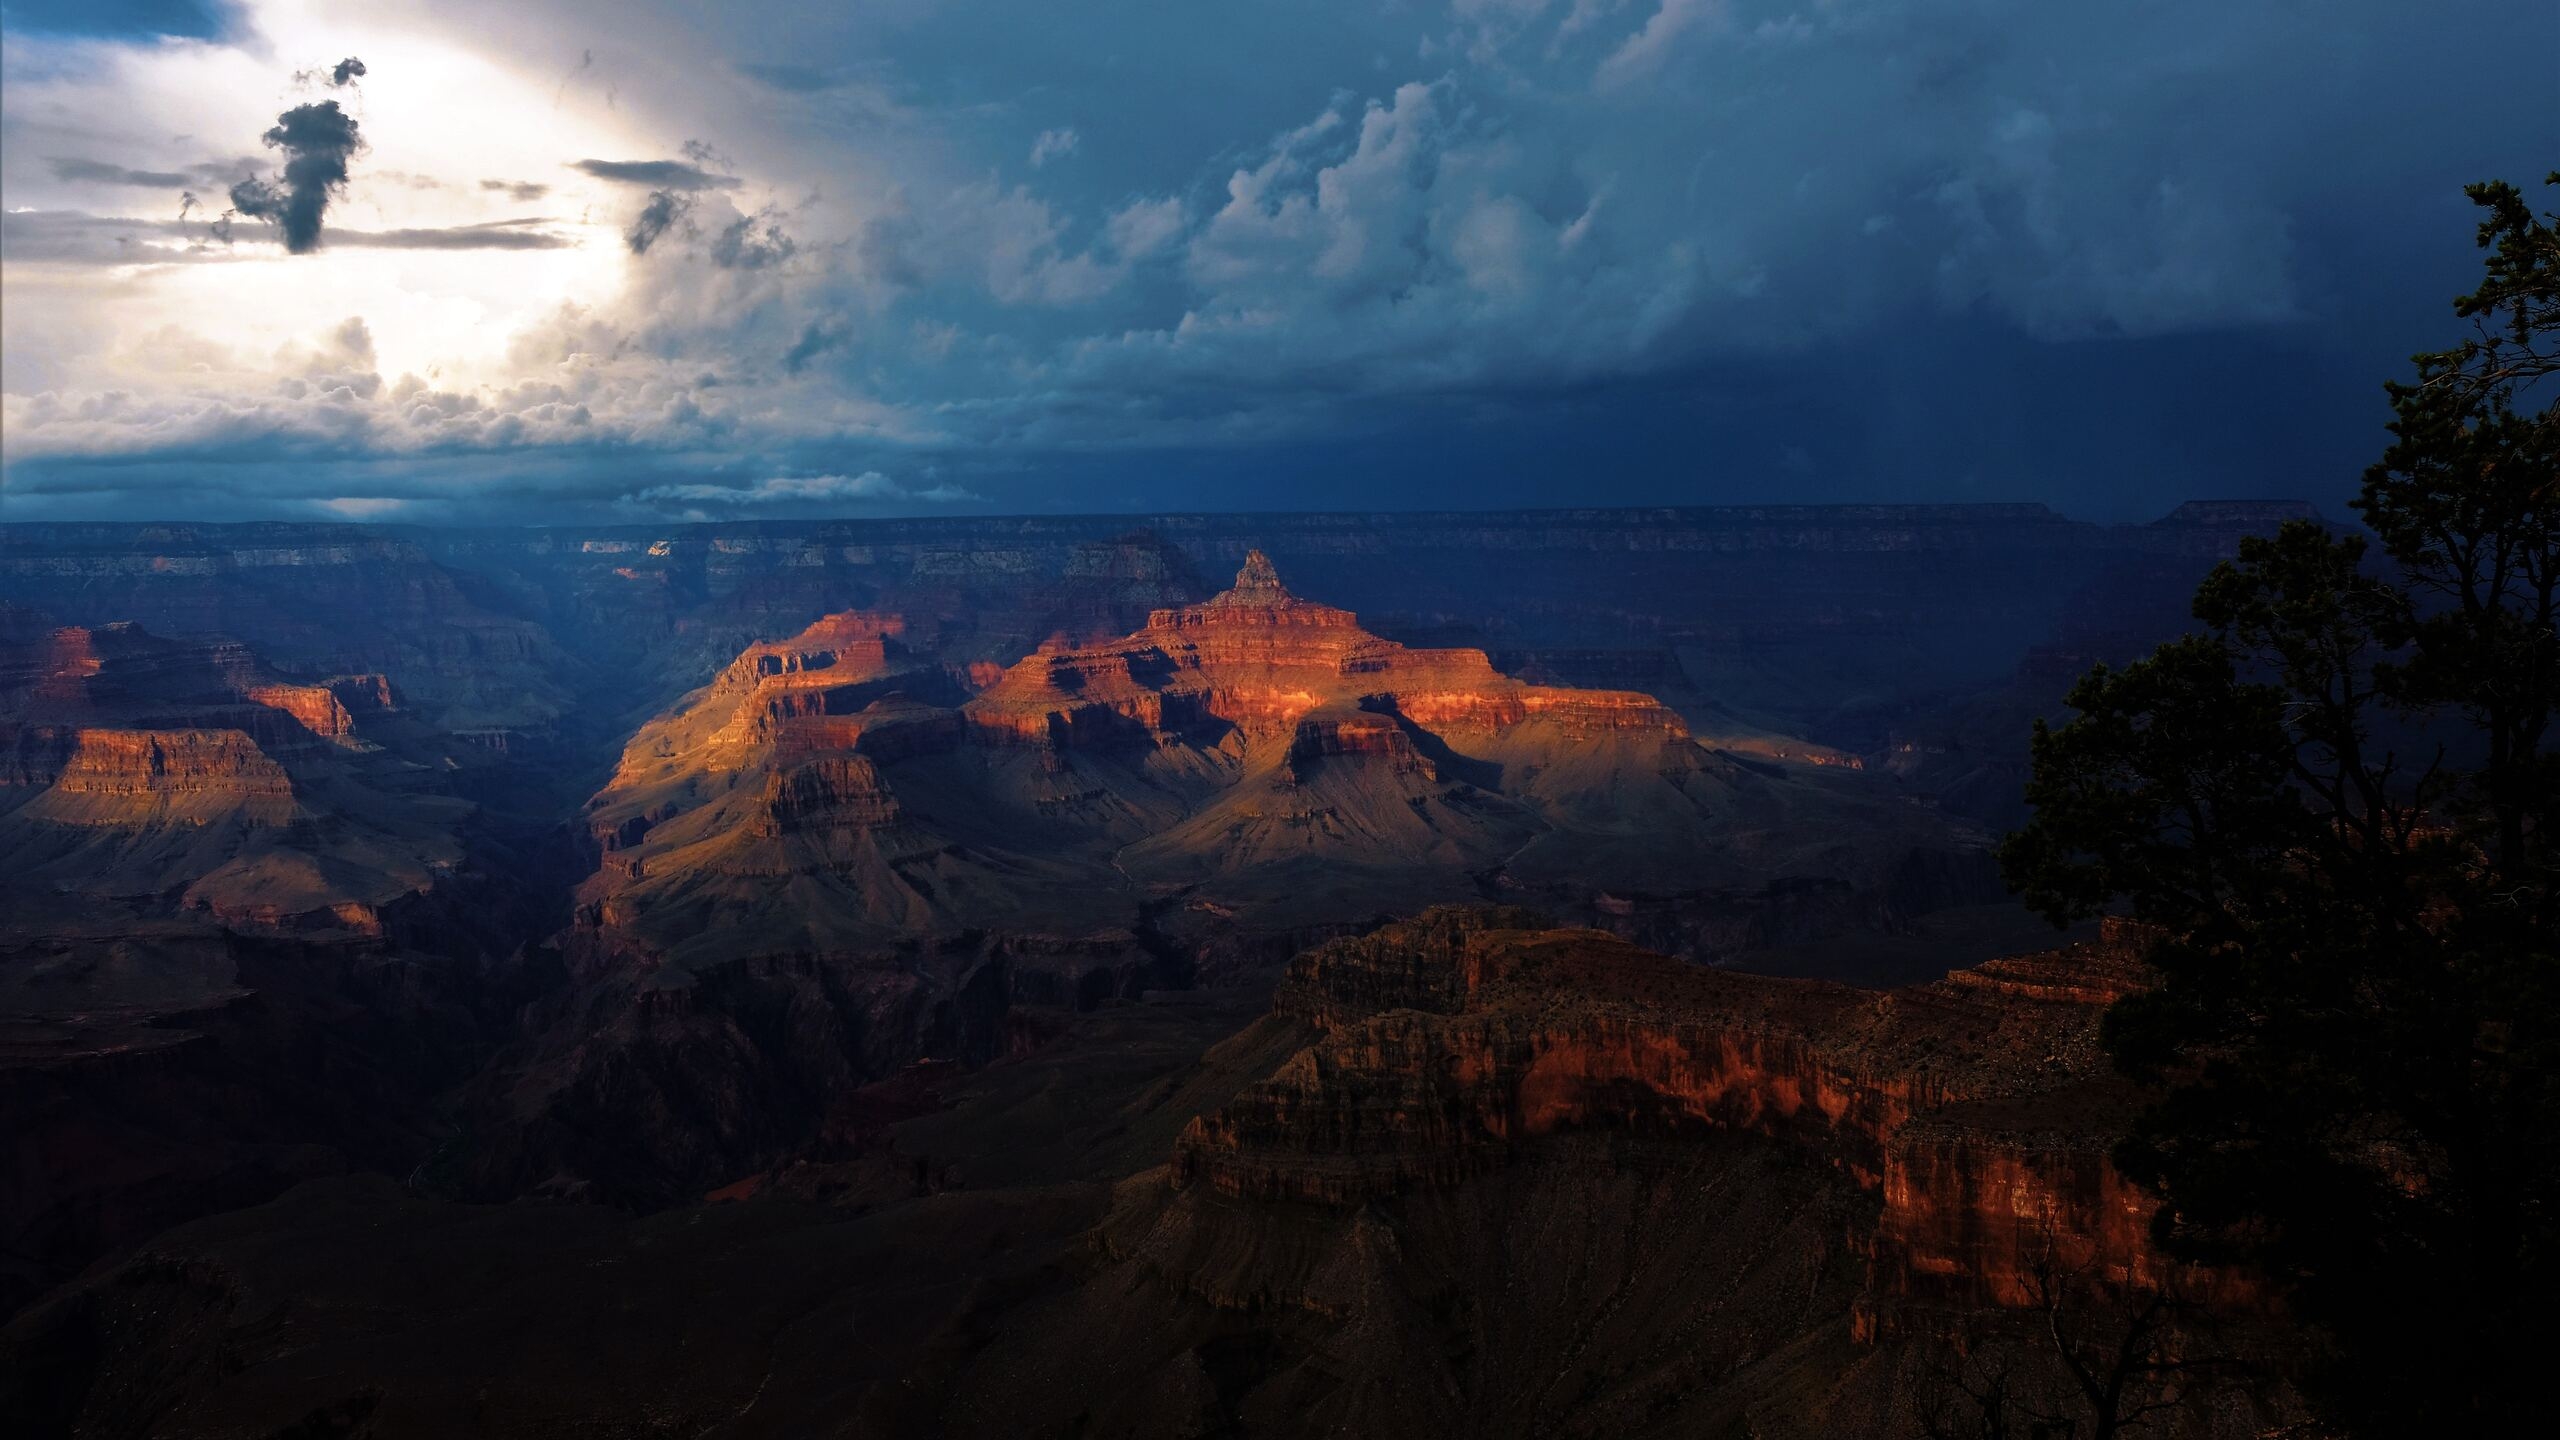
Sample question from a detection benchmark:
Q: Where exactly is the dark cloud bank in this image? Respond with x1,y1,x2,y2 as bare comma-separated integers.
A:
571,158,739,191
5,2,2554,525
0,210,573,263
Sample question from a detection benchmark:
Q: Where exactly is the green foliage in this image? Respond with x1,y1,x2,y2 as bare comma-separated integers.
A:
2000,176,2560,1433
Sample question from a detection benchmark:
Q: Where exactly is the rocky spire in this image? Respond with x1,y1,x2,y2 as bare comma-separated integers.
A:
1224,549,1291,604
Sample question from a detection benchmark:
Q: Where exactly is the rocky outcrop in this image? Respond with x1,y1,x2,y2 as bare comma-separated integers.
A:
578,551,1879,979
242,682,356,740
1159,910,2200,1328
0,528,578,733
521,558,1990,1205
965,552,1689,754
6,501,2315,759
756,756,904,834
1281,709,1433,781
26,728,296,824
0,619,490,941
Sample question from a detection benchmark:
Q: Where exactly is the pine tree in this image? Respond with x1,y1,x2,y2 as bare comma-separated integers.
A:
2000,174,2559,1432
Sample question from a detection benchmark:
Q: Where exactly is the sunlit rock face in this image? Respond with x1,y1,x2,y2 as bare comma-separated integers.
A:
965,549,1690,750
0,615,485,937
0,611,562,1317
1159,910,2218,1327
513,556,1996,1206
577,551,1972,976
27,727,297,827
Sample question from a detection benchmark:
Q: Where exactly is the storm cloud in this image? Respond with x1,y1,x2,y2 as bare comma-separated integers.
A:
49,157,190,187
0,210,575,263
624,189,691,254
571,158,738,191
227,97,364,254
709,210,793,269
3,0,2553,524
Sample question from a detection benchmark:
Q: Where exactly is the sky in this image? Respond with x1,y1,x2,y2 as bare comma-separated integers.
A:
0,0,2551,525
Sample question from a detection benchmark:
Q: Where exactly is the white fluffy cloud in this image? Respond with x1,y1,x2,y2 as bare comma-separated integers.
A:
0,0,2544,518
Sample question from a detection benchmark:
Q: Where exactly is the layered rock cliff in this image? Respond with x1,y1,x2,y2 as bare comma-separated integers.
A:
1153,910,2201,1326
497,555,1994,1205
0,526,577,734
0,617,566,1313
907,912,2277,1438
573,549,1971,980
0,618,481,936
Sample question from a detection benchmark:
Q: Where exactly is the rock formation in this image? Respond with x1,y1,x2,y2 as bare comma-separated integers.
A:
934,910,2269,1436
0,618,478,934
0,616,555,1315
585,550,1974,968
1153,909,2213,1324
0,527,576,734
496,555,1993,1203
0,504,2331,1432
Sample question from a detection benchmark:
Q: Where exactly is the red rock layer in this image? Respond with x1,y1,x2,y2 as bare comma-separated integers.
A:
575,546,1977,994
32,727,296,821
963,550,1689,752
1169,909,2213,1323
2,622,367,753
0,618,470,939
243,683,356,740
1282,709,1434,781
755,757,903,836
586,609,954,849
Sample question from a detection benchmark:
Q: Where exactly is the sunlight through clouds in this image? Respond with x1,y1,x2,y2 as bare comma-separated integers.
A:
1,0,2548,520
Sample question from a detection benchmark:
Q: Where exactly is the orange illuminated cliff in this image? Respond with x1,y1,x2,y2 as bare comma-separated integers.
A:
903,910,2270,1437
507,557,1994,1204
577,554,1982,979
0,613,544,1315
1151,910,2221,1324
0,615,470,940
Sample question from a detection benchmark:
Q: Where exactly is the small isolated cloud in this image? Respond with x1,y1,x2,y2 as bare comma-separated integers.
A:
1029,127,1079,168
629,472,982,510
710,209,795,269
572,158,739,191
295,56,369,87
480,178,549,201
227,98,365,254
625,191,693,254
1106,195,1185,259
49,158,191,188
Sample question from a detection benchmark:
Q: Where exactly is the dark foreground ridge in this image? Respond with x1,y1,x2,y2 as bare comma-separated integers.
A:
4,910,2296,1437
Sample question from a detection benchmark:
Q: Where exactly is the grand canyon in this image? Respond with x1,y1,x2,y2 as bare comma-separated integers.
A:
3,505,2311,1433
7,12,2548,1428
